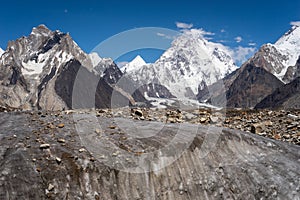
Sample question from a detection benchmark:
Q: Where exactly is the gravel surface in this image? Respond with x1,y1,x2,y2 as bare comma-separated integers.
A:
0,110,299,199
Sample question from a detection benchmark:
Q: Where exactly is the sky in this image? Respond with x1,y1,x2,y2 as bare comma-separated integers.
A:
0,0,300,65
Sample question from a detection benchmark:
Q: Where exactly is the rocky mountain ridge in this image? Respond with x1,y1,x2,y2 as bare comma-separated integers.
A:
1,24,300,110
197,25,300,109
0,25,144,110
247,25,300,83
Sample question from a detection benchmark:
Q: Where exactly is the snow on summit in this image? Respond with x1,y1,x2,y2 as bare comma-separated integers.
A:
125,28,237,99
249,25,300,81
89,52,102,67
274,25,300,68
0,48,4,56
122,55,147,73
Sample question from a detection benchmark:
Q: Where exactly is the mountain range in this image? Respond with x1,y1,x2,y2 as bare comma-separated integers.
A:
0,24,299,110
0,25,145,110
123,29,237,100
197,25,300,109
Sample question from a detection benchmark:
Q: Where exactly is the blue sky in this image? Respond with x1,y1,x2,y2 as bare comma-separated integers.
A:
0,0,300,65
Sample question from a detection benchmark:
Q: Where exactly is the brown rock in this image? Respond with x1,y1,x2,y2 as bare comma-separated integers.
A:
47,124,56,129
251,123,265,134
264,120,273,126
39,144,50,149
57,138,66,143
210,116,219,124
108,125,116,129
134,109,143,117
200,117,207,123
55,157,62,164
273,134,281,140
57,123,65,128
48,183,54,191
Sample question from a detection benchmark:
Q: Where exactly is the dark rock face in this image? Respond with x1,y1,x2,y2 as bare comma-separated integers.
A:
102,63,123,85
226,64,284,108
0,111,299,199
93,60,148,105
93,59,123,85
256,77,300,109
138,83,176,99
197,69,240,106
198,64,284,108
55,59,114,109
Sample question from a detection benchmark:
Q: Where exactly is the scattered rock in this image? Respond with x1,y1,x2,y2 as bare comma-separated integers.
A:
210,116,219,124
251,123,265,134
185,113,196,120
47,124,56,129
95,128,102,134
112,152,119,157
56,157,62,164
39,144,50,149
57,138,66,143
48,183,54,191
287,114,298,120
79,148,86,153
108,125,116,129
90,157,95,162
200,117,207,123
134,109,143,117
57,123,65,128
264,120,273,126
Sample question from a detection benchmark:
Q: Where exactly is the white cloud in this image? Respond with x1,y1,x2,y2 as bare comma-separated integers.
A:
220,29,226,33
234,36,242,43
156,32,175,40
290,21,300,26
176,22,193,29
157,33,165,37
217,40,229,43
182,28,215,40
231,46,256,65
248,42,256,46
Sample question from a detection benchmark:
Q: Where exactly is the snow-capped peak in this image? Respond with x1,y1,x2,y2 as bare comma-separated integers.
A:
89,52,102,67
125,29,237,99
122,55,147,73
274,25,300,68
250,25,300,81
31,24,52,37
131,55,147,66
0,48,4,56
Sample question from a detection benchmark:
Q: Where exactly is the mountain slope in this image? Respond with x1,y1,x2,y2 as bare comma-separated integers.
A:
0,48,4,56
125,29,237,99
255,76,300,109
248,25,300,83
198,25,300,108
0,25,144,110
226,64,284,108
